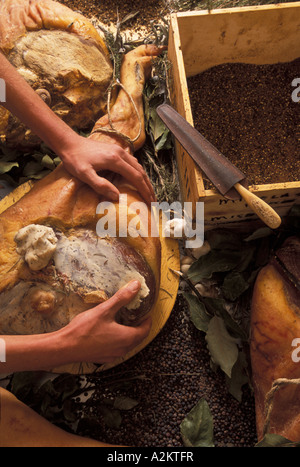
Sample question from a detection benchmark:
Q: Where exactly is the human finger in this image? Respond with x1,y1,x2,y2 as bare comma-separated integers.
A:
80,167,120,201
99,280,142,319
111,157,155,205
109,316,152,359
129,315,152,345
122,153,157,202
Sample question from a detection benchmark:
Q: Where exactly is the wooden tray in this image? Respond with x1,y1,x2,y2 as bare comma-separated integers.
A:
168,2,300,230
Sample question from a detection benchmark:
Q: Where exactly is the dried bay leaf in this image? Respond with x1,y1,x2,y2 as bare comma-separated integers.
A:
255,434,300,447
62,398,78,423
113,396,139,411
100,405,122,429
22,160,43,177
0,160,19,175
206,229,242,250
9,371,37,401
180,398,214,447
119,11,140,25
203,297,247,341
41,154,55,170
0,144,20,160
244,227,273,242
225,350,249,402
155,129,172,151
187,250,242,282
182,292,211,332
149,107,168,142
52,374,81,402
205,316,239,378
221,271,250,301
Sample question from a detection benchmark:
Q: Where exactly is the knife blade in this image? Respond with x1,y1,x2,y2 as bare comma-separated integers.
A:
156,103,281,229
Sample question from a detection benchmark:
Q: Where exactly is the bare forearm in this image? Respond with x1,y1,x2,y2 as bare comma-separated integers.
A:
0,52,74,156
0,330,71,373
0,51,156,204
0,281,150,374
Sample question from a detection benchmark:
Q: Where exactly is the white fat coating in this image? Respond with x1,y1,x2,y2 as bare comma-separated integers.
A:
1,230,151,335
54,233,149,310
0,281,91,335
14,224,57,271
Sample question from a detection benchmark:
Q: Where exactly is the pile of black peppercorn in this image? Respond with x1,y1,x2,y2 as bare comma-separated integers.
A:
76,295,257,447
188,59,300,188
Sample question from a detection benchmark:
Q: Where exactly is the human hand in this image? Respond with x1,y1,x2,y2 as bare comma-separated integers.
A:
59,134,156,205
61,280,152,364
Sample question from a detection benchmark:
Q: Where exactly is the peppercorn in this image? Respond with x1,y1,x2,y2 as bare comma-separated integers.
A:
187,59,300,188
76,295,257,447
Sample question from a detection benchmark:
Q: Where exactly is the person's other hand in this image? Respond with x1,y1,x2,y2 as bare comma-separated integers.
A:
62,280,152,364
60,134,156,205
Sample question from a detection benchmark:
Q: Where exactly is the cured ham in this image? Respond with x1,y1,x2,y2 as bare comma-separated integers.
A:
0,0,162,334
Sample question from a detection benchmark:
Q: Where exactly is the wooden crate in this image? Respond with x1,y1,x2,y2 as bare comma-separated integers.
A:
168,2,300,230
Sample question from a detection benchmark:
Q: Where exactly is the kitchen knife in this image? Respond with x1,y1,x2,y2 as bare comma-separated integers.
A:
156,103,281,229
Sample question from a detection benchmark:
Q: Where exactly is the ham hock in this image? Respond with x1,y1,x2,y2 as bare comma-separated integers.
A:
0,0,162,335
250,236,300,443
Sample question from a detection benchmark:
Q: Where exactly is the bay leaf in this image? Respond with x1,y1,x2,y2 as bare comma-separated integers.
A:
155,129,172,151
221,271,250,301
234,245,256,273
53,157,61,166
205,316,239,378
180,398,214,447
187,250,242,282
255,433,300,447
0,147,20,161
206,229,242,250
28,170,51,180
150,108,168,142
41,154,55,170
23,161,43,177
285,204,300,233
100,405,122,429
52,374,81,402
244,227,273,242
183,292,211,332
62,399,78,423
119,11,140,25
203,297,247,341
10,371,36,400
0,160,19,175
225,350,249,402
113,396,139,410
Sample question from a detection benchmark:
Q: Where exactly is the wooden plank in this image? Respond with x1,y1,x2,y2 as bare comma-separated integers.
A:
168,14,205,203
176,3,300,77
0,181,34,215
203,182,300,229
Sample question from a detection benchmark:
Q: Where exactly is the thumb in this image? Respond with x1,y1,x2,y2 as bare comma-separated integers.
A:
101,280,142,318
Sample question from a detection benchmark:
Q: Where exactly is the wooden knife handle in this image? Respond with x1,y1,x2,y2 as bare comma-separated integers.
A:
234,183,281,229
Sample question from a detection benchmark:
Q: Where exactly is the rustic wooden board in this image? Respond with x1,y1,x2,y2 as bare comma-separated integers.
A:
176,4,300,77
168,2,300,229
0,181,34,214
203,182,300,229
168,13,205,206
